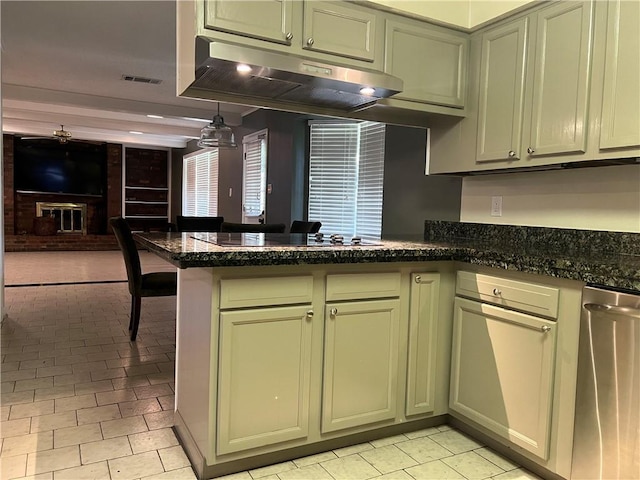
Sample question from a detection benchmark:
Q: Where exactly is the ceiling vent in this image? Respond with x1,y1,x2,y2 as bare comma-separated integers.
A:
122,75,162,85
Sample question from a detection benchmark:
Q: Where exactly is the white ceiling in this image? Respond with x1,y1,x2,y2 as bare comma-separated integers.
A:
1,0,253,148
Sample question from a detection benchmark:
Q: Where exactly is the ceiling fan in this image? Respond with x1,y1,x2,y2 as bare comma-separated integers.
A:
20,125,73,144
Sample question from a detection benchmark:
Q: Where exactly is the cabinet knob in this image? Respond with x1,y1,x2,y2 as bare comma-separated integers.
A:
527,147,535,154
285,32,293,41
415,275,421,284
492,288,502,296
306,310,314,319
330,307,338,317
541,325,551,333
508,150,516,158
307,37,314,46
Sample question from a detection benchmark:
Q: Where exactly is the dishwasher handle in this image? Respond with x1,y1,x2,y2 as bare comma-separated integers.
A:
583,303,640,319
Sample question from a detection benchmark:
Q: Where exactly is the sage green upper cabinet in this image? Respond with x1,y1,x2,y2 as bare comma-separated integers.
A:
385,17,468,109
204,0,294,45
476,18,528,163
302,1,378,63
526,1,593,158
200,0,384,70
476,1,595,165
599,0,640,151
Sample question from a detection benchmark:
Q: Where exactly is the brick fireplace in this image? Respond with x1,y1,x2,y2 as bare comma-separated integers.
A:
3,135,123,251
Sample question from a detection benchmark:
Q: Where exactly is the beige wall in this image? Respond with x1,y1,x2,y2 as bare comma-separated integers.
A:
370,0,469,27
468,0,533,27
369,0,533,28
460,165,640,232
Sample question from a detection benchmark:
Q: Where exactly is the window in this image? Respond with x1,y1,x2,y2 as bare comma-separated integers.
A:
242,129,268,222
308,121,385,239
182,149,219,216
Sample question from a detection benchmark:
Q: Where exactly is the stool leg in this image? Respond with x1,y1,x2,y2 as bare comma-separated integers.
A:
130,296,142,341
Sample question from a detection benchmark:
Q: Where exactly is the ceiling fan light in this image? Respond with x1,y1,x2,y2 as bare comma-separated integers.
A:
53,125,72,143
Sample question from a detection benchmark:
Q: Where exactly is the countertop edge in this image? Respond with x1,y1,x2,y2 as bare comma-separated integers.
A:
135,234,639,291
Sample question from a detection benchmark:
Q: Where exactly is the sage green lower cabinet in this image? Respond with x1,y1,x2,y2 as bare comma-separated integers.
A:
406,273,440,416
322,298,401,433
173,264,457,479
217,305,313,455
450,297,556,460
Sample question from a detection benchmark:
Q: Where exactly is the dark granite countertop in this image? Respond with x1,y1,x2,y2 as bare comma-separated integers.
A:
135,231,640,291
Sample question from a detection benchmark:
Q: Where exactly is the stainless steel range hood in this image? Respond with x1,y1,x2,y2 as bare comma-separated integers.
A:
189,37,403,113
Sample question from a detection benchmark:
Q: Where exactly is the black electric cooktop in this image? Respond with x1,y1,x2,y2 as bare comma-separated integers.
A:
191,233,381,247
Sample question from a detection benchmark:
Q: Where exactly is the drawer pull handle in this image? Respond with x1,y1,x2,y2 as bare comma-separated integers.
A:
330,307,338,317
541,325,551,333
492,288,502,296
415,275,421,284
306,310,314,319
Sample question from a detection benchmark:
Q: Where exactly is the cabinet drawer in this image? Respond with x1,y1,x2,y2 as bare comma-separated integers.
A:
326,273,401,301
220,276,313,309
456,271,559,319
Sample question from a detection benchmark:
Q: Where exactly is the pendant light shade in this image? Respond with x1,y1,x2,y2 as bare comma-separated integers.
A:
198,103,237,149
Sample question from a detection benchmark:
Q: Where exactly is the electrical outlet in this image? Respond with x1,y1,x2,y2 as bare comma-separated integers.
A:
491,196,503,216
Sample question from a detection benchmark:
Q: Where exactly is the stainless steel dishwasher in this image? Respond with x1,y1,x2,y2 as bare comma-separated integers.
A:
571,285,640,480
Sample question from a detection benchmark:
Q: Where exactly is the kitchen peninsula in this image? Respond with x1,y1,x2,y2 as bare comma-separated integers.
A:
136,224,639,480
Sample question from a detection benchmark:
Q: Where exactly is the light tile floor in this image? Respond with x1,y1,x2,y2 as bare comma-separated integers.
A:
1,252,543,480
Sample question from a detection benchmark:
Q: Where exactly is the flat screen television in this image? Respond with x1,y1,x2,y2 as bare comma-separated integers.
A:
14,138,107,197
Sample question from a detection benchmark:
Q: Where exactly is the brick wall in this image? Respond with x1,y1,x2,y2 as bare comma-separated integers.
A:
3,134,118,249
3,135,15,235
106,143,122,226
3,136,173,251
4,234,119,252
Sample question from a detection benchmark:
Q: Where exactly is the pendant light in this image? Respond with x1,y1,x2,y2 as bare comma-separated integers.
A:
197,102,237,149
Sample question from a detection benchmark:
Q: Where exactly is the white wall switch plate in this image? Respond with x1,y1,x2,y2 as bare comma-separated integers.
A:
491,196,503,216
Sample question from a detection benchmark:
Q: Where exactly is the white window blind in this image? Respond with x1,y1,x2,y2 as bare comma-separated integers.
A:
355,122,386,239
308,121,385,239
182,149,219,216
242,130,267,221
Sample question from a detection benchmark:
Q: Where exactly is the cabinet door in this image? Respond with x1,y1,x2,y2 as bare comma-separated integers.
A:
599,0,640,150
527,1,593,157
204,0,294,45
450,297,556,459
406,273,440,416
302,1,378,63
385,19,468,108
476,18,528,163
217,305,313,454
322,299,400,433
